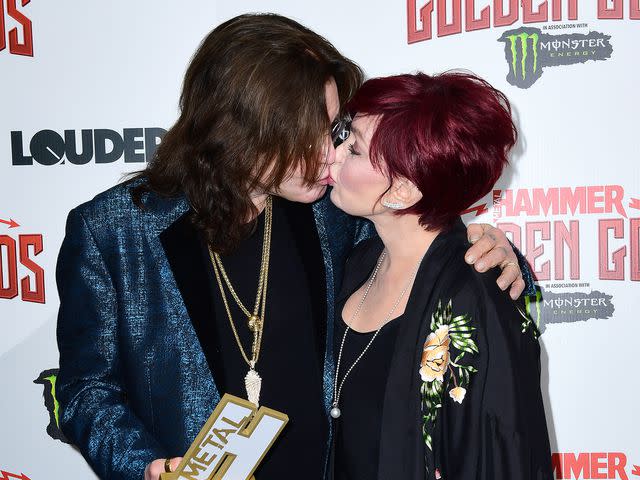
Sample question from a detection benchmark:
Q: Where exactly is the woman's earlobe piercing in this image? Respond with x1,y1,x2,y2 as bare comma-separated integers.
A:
382,200,404,210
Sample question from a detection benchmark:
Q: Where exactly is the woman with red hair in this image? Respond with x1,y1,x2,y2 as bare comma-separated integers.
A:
328,72,553,479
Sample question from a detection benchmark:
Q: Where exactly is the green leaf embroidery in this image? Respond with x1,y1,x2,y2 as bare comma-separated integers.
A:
420,299,478,457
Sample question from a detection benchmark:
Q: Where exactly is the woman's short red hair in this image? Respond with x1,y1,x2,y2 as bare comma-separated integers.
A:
347,71,516,231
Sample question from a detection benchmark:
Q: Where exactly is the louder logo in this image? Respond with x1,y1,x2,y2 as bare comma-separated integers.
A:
1,0,33,57
11,128,166,166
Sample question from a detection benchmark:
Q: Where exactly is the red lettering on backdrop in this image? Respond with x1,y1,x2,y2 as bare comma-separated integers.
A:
563,452,590,479
608,452,629,480
591,452,608,479
6,0,32,56
605,185,627,217
0,235,19,299
568,0,578,20
553,453,629,480
550,0,579,21
523,0,549,23
19,234,45,303
465,0,490,31
599,219,626,280
526,222,551,281
498,186,627,217
551,453,562,479
554,220,580,280
407,0,434,43
554,0,562,20
632,0,640,18
0,234,45,303
437,0,462,36
631,218,640,281
598,0,624,18
563,188,586,215
494,0,518,26
588,186,605,214
0,0,6,52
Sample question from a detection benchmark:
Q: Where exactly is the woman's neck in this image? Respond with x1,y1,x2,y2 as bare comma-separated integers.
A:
371,212,441,276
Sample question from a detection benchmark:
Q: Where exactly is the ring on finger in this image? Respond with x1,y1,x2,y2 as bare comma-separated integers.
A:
165,458,174,473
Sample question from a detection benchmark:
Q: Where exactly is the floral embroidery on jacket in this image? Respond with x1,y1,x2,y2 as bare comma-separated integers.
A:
420,299,478,452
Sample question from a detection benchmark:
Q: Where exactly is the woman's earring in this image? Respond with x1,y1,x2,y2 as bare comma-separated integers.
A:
382,200,404,210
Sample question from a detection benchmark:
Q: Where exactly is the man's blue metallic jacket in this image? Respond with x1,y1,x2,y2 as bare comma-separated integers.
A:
55,179,533,479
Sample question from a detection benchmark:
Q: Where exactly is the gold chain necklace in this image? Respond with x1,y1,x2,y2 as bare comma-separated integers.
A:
207,195,272,406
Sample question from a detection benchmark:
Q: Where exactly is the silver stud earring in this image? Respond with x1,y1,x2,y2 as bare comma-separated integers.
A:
382,200,404,210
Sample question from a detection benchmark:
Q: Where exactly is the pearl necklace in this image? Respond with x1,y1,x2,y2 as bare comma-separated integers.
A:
330,250,421,419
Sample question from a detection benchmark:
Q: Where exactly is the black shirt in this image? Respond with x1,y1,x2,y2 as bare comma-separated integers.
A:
333,300,402,479
201,197,328,479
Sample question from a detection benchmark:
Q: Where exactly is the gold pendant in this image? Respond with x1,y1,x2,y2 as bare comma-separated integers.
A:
248,315,262,332
245,368,262,406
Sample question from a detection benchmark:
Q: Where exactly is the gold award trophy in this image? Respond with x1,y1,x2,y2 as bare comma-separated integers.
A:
160,394,288,480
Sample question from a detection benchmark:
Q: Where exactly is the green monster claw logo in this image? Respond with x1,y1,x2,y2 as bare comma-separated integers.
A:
34,368,69,443
507,32,539,80
524,287,543,329
498,27,544,88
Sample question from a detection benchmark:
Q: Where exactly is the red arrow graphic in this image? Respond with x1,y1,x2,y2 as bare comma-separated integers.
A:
0,471,31,480
0,218,20,229
461,203,488,217
631,464,640,477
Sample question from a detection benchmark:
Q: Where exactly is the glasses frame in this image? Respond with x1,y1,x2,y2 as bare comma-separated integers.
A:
330,114,352,148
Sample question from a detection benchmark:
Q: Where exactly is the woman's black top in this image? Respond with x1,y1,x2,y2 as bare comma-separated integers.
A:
200,197,328,479
332,219,553,480
332,308,402,480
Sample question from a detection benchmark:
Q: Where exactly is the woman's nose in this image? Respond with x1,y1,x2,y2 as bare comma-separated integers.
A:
334,141,347,164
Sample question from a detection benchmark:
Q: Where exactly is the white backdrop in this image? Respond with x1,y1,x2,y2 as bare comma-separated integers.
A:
1,1,638,478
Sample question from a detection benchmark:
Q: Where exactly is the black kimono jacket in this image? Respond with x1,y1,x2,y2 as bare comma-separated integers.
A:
335,219,553,480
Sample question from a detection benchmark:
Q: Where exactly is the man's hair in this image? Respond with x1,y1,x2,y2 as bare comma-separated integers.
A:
132,13,363,252
347,71,516,231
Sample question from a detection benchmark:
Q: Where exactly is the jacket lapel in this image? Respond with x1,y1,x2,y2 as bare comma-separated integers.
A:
141,191,192,323
142,191,220,403
159,209,221,380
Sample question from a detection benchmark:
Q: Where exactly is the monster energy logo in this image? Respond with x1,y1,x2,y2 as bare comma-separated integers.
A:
521,287,615,334
507,32,539,80
34,368,69,443
498,27,613,89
